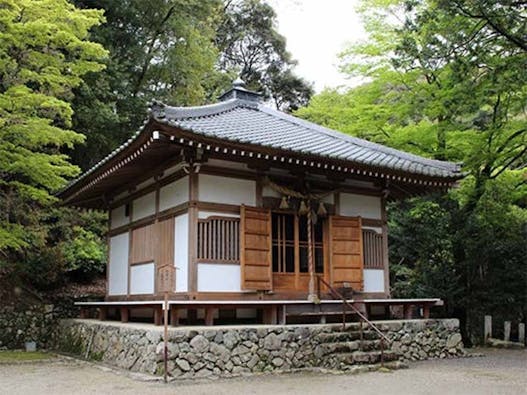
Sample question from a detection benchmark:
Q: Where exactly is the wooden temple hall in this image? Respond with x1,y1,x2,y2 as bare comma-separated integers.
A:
59,79,463,326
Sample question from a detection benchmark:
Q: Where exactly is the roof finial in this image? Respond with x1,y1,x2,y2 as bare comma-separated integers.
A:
232,77,245,88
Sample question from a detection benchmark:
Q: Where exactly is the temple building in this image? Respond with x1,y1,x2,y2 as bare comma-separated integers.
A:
59,79,462,326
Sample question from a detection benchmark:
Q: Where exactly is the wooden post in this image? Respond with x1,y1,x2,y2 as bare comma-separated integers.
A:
204,307,215,326
484,315,492,342
98,306,107,321
519,323,525,344
163,293,168,383
403,304,412,319
504,321,511,342
154,306,163,326
262,306,277,325
277,305,286,325
79,308,87,319
422,305,430,319
170,306,180,327
120,307,129,323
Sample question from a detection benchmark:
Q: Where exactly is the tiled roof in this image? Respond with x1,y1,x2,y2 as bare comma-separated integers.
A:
152,99,462,179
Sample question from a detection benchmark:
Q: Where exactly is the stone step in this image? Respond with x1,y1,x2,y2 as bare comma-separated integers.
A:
329,350,400,366
317,330,379,343
322,339,386,353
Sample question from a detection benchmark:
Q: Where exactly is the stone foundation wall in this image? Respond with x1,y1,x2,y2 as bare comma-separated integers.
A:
55,318,464,378
0,304,55,349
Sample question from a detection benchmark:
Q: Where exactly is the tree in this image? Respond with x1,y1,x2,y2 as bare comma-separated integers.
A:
297,0,527,342
70,0,221,170
216,0,313,112
0,0,107,281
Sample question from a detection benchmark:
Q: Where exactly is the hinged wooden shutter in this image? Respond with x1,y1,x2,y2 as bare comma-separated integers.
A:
329,215,364,290
156,217,175,268
240,205,272,290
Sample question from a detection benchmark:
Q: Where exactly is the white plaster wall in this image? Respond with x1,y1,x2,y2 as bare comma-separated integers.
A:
199,174,256,206
339,193,382,219
197,263,241,292
132,191,156,221
159,176,189,212
130,262,155,295
110,205,129,229
108,233,129,295
175,214,189,292
363,269,385,293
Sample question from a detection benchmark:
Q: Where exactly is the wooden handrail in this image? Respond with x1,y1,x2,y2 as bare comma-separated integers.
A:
316,275,391,344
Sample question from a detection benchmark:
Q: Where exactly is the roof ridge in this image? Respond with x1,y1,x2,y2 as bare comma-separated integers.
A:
155,99,258,120
256,105,460,172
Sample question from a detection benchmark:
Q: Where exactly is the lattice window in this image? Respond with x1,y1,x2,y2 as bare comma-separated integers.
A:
197,216,240,263
362,229,384,269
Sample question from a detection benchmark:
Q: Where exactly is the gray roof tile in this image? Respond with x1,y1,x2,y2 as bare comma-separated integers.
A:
151,98,462,179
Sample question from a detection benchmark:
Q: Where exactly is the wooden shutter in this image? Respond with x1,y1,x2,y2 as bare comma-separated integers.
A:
156,217,175,268
329,215,364,290
130,223,155,264
240,205,272,290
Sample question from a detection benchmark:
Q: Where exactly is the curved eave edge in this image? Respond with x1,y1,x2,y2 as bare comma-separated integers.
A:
159,118,463,182
57,114,156,202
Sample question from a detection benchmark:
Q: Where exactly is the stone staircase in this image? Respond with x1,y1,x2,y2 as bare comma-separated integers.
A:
315,323,404,371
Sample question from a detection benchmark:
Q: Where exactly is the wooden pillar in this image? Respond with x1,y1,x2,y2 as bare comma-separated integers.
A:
188,171,198,293
187,309,197,325
484,315,492,342
262,306,277,325
422,305,430,319
98,306,107,321
205,307,216,326
504,321,511,342
170,306,180,326
277,305,287,325
154,306,163,326
120,307,129,323
381,196,390,297
403,304,412,320
79,308,87,319
519,323,525,344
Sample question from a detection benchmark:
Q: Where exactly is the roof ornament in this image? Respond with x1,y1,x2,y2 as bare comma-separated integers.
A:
232,77,245,88
149,99,166,119
218,76,262,103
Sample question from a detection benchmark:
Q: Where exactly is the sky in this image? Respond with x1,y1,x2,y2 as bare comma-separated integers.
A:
267,0,367,92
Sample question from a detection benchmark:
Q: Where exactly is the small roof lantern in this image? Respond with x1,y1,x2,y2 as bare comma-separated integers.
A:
218,77,262,102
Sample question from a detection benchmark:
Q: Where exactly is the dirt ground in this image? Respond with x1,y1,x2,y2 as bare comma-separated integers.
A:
0,348,525,395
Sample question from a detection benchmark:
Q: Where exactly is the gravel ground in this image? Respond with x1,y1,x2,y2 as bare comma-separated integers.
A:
0,348,525,395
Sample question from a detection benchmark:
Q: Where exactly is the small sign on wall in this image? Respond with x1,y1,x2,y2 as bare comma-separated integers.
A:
157,266,176,293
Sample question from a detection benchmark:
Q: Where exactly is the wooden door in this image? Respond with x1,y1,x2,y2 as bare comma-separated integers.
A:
329,215,364,291
240,205,272,290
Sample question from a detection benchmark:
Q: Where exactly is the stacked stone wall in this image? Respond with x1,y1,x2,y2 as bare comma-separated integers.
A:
56,318,464,378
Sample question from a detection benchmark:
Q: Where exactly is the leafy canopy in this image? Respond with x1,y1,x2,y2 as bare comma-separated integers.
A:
0,0,106,256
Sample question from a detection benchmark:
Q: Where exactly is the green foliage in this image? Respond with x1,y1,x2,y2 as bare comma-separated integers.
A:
216,0,313,112
61,227,106,279
389,198,460,312
0,0,107,286
70,0,221,170
298,0,527,341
